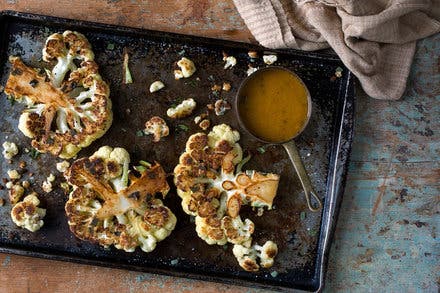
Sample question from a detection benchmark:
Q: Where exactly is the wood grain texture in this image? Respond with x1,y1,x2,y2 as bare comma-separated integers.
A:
0,1,439,292
0,0,254,43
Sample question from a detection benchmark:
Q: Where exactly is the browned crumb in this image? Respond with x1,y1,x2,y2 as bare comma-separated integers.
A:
0,198,4,206
199,119,210,130
211,84,221,92
207,104,214,111
19,161,27,169
22,181,30,189
248,51,258,58
222,82,231,92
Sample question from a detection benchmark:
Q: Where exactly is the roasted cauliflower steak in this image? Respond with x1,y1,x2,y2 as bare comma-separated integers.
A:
4,31,112,159
174,124,280,271
65,146,176,253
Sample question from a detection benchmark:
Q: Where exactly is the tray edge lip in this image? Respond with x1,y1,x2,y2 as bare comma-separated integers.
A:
315,72,355,292
0,9,343,62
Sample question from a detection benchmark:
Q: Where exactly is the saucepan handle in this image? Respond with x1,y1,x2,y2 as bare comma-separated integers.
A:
282,141,322,212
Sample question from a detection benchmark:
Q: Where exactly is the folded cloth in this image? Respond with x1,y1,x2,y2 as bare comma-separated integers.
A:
233,0,440,100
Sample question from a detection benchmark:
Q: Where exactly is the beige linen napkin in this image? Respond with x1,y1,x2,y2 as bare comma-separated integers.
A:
233,0,440,100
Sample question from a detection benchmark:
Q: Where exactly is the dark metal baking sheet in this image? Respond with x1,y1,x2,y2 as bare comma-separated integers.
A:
0,11,354,292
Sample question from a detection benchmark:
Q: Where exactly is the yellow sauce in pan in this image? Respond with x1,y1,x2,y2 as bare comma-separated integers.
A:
238,68,310,142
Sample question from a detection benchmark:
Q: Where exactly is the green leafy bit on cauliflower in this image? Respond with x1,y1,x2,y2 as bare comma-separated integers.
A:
64,146,176,253
174,124,280,271
4,31,112,159
11,192,46,232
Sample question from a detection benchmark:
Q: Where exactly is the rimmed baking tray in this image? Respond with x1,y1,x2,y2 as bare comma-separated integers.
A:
0,11,354,292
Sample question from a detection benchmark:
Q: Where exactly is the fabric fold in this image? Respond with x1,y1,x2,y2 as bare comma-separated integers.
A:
233,0,440,100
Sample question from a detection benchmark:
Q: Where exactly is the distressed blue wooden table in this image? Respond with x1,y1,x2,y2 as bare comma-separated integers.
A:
326,33,440,292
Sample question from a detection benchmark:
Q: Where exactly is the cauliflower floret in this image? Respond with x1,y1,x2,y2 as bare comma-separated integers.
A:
11,192,46,232
174,124,279,271
167,98,196,119
195,215,227,245
144,116,169,142
223,56,237,69
149,81,165,93
232,241,278,272
47,173,56,182
7,169,20,180
42,31,94,87
5,31,112,159
198,119,210,131
56,160,70,173
64,146,175,253
258,240,278,268
222,215,254,246
22,180,30,189
42,181,53,193
174,57,196,79
214,99,231,116
9,184,24,204
2,141,18,159
263,55,277,65
42,173,55,193
194,113,210,131
174,71,184,79
207,124,242,162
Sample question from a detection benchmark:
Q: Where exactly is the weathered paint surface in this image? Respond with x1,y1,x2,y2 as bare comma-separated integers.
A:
326,33,440,292
0,1,438,292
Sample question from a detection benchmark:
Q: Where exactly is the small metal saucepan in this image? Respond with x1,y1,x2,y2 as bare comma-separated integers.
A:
235,66,322,212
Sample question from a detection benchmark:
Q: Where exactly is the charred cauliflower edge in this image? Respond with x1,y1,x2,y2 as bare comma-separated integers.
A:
174,124,280,271
4,31,112,159
64,146,176,253
11,192,46,232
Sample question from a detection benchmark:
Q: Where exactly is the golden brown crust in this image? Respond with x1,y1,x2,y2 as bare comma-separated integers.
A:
5,31,111,159
66,158,169,221
242,259,259,272
64,148,173,252
175,125,280,255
